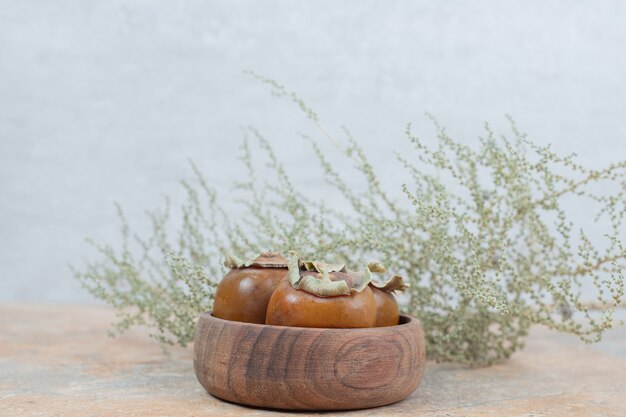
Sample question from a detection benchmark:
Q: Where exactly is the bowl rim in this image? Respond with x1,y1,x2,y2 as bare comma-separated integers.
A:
199,311,416,332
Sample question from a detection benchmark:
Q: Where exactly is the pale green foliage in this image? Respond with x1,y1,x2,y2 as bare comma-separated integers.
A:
75,76,626,365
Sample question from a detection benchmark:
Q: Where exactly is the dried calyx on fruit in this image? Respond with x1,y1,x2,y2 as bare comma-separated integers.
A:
213,252,288,324
370,274,410,293
223,252,288,269
265,253,403,328
287,256,371,297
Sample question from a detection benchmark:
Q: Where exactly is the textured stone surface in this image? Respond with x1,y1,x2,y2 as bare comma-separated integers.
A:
1,304,625,416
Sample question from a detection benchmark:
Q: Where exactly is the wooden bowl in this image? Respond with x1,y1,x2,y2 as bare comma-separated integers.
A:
193,312,426,411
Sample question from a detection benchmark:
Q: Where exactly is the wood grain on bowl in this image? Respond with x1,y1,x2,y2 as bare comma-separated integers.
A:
193,312,426,411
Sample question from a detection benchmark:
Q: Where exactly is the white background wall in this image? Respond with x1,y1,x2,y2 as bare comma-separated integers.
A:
1,1,625,302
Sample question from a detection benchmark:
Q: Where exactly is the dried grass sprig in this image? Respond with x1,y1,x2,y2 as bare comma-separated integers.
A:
74,76,625,365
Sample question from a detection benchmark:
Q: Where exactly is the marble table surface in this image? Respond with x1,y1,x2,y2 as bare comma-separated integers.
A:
1,304,625,417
